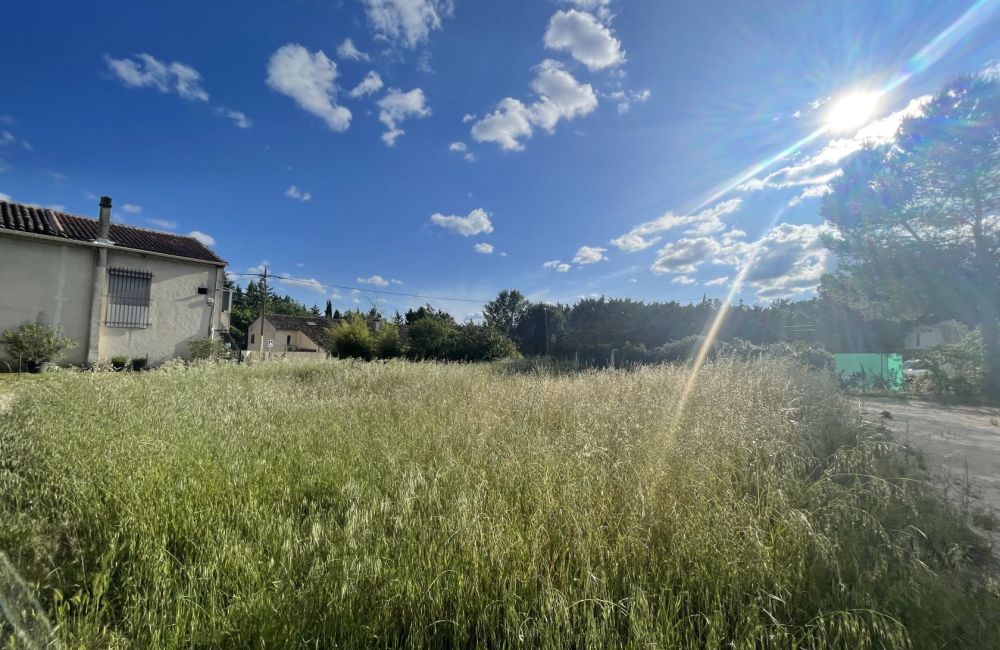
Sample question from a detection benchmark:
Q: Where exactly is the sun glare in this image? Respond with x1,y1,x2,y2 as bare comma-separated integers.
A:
825,91,880,132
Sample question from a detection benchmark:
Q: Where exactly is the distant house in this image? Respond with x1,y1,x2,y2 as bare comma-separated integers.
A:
0,197,230,367
245,314,383,360
904,320,967,351
245,314,334,360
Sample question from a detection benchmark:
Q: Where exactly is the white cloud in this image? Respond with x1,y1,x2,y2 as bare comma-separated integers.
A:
266,44,351,132
651,237,722,274
611,199,742,252
357,274,391,287
278,276,327,294
462,113,476,123
337,38,369,61
348,71,384,99
529,60,598,132
544,10,625,71
705,276,730,286
573,245,607,264
615,88,651,115
740,223,833,299
474,242,494,254
0,131,13,145
0,192,11,202
649,221,834,300
121,203,142,214
285,185,312,202
104,53,210,102
471,61,598,151
430,208,493,236
671,275,696,285
225,109,253,128
448,142,477,162
788,183,834,207
362,0,454,48
247,261,270,275
146,218,177,230
471,98,534,151
188,230,216,247
377,88,431,146
543,260,571,272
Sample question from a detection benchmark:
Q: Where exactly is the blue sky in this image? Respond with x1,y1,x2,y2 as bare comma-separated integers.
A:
2,0,999,318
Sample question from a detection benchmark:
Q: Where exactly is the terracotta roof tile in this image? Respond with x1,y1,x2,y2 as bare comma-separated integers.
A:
0,200,226,265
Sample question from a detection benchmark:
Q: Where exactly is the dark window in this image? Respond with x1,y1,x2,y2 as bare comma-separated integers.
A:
197,287,208,295
106,268,152,328
287,335,292,345
221,289,232,311
251,334,255,345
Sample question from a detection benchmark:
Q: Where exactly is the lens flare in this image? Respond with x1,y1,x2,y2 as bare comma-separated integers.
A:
666,0,998,430
826,91,881,132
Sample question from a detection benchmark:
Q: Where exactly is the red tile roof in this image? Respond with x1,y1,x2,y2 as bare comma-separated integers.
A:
0,200,226,265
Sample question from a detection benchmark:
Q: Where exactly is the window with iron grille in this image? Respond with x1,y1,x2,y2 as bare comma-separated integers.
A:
106,268,153,328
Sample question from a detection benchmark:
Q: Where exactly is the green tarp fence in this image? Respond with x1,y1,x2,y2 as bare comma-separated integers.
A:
833,353,904,392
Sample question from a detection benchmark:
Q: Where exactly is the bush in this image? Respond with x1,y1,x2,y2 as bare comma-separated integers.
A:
189,337,234,361
110,356,130,371
920,330,985,403
1,322,77,371
373,323,403,359
131,358,148,371
405,317,455,360
328,314,374,360
449,324,519,362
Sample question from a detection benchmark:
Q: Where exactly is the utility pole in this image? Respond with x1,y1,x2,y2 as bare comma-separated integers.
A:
259,266,268,357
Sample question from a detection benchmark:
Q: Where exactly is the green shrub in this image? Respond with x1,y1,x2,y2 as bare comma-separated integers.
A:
188,337,234,361
922,330,985,403
1,322,77,371
130,358,148,371
373,322,403,359
405,317,455,360
327,314,374,360
448,323,519,361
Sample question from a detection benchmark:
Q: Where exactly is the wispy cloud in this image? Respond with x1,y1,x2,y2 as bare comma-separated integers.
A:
188,230,216,247
611,199,743,252
348,71,384,99
361,0,454,49
104,53,209,102
337,38,370,61
285,185,312,202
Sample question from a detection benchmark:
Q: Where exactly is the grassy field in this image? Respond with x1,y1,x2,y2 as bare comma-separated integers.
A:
1,360,997,648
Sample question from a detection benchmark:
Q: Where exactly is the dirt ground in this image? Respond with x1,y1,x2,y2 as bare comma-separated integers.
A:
861,397,1000,551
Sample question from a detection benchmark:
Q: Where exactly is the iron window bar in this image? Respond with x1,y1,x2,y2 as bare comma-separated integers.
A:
106,268,153,328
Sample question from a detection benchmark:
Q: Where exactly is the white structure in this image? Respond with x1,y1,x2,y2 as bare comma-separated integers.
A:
904,320,967,351
0,197,230,367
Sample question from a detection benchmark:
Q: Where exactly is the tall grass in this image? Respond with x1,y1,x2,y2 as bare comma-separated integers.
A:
0,360,996,648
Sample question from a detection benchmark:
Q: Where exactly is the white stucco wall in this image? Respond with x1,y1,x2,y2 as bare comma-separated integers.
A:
0,236,94,366
101,250,223,364
1,232,227,367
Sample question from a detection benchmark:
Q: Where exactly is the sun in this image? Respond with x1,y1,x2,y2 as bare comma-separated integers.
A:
825,91,880,132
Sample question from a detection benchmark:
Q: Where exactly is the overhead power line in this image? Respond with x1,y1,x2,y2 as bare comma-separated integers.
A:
227,272,492,305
